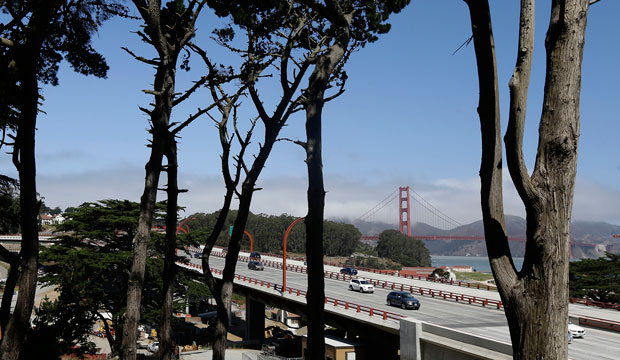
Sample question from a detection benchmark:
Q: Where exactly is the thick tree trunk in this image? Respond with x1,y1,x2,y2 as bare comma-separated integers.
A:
0,251,19,331
301,8,350,356
0,56,40,360
120,63,173,359
159,135,180,360
513,1,587,357
122,1,207,357
304,98,326,360
120,137,165,359
211,281,232,360
0,4,60,357
464,1,589,358
212,192,254,360
0,26,56,356
120,4,182,357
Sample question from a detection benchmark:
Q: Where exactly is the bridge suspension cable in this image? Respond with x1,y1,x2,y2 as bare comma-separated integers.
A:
410,188,462,230
357,188,398,222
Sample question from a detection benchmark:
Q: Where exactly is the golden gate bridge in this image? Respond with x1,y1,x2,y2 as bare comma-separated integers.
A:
355,186,616,258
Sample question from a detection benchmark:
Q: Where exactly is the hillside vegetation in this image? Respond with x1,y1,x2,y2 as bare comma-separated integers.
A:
181,212,431,268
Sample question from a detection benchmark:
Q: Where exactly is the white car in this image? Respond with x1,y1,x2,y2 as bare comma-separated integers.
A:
568,322,586,338
147,341,159,352
349,279,374,293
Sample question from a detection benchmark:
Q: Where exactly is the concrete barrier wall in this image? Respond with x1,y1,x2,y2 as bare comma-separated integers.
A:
400,318,512,360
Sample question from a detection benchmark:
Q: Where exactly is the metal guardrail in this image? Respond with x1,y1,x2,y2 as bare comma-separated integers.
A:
570,298,620,311
577,315,620,332
322,270,504,309
181,247,620,312
0,234,56,242
176,258,405,323
180,248,504,310
178,249,620,335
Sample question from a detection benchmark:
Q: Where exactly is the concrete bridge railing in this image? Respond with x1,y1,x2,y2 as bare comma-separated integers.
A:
400,318,512,360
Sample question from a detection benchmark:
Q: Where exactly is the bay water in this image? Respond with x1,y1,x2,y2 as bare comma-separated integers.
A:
431,255,525,273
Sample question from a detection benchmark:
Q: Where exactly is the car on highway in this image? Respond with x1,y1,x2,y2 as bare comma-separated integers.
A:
568,322,586,338
349,279,374,293
386,291,421,310
194,252,202,258
340,267,358,276
248,260,264,271
249,251,261,260
147,341,159,353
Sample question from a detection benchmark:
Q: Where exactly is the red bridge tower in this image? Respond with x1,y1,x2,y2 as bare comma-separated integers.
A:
399,186,411,236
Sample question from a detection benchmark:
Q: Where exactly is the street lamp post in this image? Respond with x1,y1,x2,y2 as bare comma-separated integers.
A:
245,231,253,252
283,217,304,292
176,217,195,234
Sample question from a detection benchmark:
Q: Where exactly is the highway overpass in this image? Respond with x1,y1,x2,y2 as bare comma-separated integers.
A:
178,248,620,360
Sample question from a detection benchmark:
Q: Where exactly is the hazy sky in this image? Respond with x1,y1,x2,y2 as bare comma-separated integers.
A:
2,1,619,227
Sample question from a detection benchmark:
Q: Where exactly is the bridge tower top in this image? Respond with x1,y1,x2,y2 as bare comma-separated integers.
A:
399,186,412,236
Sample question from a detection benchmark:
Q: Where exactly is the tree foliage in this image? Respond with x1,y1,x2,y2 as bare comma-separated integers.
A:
37,200,147,354
431,268,450,280
376,230,431,267
36,200,211,355
184,211,361,256
569,253,620,304
0,175,20,234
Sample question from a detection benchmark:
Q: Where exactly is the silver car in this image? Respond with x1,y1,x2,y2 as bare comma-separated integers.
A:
349,279,374,293
568,322,586,338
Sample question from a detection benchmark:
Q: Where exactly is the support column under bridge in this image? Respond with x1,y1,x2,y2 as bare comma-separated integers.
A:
245,296,265,345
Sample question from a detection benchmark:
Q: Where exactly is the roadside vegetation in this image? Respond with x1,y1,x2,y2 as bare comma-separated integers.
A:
453,271,495,283
570,253,620,304
34,200,213,358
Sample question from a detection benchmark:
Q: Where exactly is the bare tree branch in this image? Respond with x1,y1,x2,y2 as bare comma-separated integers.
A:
277,137,307,150
121,46,160,66
171,101,220,135
0,245,18,265
323,78,346,103
248,85,271,122
505,0,539,209
138,106,153,116
134,30,155,46
172,75,209,107
0,37,14,47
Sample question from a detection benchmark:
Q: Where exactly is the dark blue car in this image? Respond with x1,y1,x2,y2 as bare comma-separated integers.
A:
340,267,358,276
387,291,420,310
248,260,264,271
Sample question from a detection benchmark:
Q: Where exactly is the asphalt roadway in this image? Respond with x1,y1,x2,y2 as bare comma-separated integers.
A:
190,252,620,360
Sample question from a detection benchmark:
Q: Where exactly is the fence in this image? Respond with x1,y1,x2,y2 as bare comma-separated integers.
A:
180,247,620,312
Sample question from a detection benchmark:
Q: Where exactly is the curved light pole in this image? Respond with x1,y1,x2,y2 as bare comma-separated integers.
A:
176,217,195,235
283,217,304,292
245,230,254,252
229,226,254,251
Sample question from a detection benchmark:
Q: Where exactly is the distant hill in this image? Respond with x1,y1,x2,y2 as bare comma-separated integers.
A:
336,215,620,259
